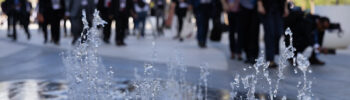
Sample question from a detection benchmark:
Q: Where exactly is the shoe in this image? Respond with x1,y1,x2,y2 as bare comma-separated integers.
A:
27,34,31,40
244,60,255,65
198,43,207,49
288,59,294,66
103,40,110,44
116,41,122,46
54,41,60,46
309,58,325,65
173,35,180,39
72,39,77,45
121,42,127,46
116,41,127,46
231,54,235,59
237,55,243,61
44,39,48,44
7,34,12,37
179,37,184,42
268,61,278,68
12,35,17,41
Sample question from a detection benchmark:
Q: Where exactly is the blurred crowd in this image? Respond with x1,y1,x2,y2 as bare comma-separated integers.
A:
0,0,343,68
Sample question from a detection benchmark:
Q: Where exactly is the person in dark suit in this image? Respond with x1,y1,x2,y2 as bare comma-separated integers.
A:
257,0,289,68
153,0,166,35
197,0,215,48
21,1,31,37
236,0,260,64
110,0,134,46
221,0,242,60
38,0,65,45
209,0,224,42
1,0,13,37
65,0,96,45
97,0,112,44
171,0,189,42
9,0,31,41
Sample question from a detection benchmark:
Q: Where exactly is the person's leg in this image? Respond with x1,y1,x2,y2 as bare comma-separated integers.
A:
211,12,222,40
103,17,112,43
71,17,83,45
273,13,284,55
309,31,326,65
194,11,202,42
237,7,250,62
22,18,31,40
177,15,184,37
42,21,48,43
51,16,61,44
7,15,12,36
115,17,122,44
140,14,147,37
201,11,210,47
247,10,260,62
63,18,68,37
156,9,163,33
263,13,276,62
228,13,236,58
240,9,259,63
12,12,18,41
121,16,128,44
134,14,140,32
115,16,127,45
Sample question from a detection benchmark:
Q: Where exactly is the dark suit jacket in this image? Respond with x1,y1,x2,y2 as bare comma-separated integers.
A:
39,0,65,18
110,0,134,18
97,0,111,17
7,0,28,14
261,0,286,14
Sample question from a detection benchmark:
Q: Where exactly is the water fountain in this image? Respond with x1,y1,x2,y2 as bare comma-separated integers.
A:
60,10,314,100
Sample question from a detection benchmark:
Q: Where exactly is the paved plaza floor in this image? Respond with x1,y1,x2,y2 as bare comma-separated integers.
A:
0,24,350,100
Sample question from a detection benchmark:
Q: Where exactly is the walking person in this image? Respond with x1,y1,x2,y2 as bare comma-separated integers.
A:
9,0,31,41
38,0,65,45
97,0,112,44
196,0,215,48
221,0,242,60
20,0,31,38
257,0,289,68
237,0,260,64
110,0,134,46
65,0,96,45
133,0,149,38
171,0,189,42
153,0,166,35
209,0,224,42
1,0,13,38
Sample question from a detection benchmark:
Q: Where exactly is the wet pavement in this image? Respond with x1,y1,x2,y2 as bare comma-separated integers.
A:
1,31,350,99
1,15,350,99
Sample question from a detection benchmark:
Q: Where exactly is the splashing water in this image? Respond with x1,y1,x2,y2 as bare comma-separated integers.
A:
296,54,313,100
60,10,314,100
228,27,313,100
62,10,111,100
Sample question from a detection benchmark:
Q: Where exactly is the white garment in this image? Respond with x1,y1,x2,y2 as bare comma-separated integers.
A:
179,2,188,8
105,0,111,7
120,0,126,9
134,4,149,13
52,0,61,10
95,0,99,5
157,0,163,5
200,0,211,4
81,0,88,6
